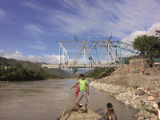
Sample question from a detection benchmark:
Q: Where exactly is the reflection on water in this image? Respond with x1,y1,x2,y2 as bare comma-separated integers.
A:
0,80,136,120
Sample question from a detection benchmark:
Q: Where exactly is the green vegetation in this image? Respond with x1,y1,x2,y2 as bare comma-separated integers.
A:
85,67,115,79
0,57,71,81
133,35,160,59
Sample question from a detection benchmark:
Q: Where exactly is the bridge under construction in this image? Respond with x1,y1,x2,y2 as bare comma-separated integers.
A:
42,35,138,68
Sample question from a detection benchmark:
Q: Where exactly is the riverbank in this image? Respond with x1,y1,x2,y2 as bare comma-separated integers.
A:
90,66,160,120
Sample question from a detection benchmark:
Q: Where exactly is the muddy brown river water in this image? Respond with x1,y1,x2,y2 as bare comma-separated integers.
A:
0,79,136,120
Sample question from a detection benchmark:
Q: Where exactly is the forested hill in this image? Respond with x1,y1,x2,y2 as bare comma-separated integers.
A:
0,56,71,81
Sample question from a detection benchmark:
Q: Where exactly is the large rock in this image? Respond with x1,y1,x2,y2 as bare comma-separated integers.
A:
135,89,145,96
153,102,158,108
137,116,144,120
147,96,155,101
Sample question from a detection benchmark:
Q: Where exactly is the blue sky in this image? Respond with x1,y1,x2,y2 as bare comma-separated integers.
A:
0,0,160,63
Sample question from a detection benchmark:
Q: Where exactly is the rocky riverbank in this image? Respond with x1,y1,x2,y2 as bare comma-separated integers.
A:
90,66,160,120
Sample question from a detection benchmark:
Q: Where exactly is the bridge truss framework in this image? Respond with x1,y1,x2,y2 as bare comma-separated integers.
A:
54,35,138,68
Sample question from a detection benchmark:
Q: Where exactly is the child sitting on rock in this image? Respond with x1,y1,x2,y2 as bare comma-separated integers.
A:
105,103,117,120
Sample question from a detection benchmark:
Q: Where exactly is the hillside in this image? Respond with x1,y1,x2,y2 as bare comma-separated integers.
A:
0,57,71,81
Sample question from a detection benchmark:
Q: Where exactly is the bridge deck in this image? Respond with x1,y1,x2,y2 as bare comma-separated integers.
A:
42,64,119,68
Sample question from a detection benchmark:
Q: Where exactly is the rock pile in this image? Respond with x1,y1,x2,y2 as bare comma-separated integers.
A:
90,66,160,120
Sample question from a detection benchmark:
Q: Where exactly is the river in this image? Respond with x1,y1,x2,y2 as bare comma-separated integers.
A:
0,79,136,120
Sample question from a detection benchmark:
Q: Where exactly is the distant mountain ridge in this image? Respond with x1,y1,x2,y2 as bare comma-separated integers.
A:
0,56,71,81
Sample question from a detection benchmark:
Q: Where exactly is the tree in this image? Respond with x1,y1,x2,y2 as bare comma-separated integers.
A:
133,35,160,59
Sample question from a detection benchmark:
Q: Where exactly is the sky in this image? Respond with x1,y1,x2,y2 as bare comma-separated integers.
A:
0,0,160,63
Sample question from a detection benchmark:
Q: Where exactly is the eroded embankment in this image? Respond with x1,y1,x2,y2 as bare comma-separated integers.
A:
90,66,160,120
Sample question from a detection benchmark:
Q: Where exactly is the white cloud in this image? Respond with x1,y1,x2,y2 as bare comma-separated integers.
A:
0,50,22,59
28,54,60,64
24,24,46,50
48,0,160,38
147,23,160,36
44,54,61,64
24,24,44,36
122,31,146,44
27,55,43,62
0,9,6,19
23,0,160,38
0,49,60,64
23,1,42,11
0,49,92,64
28,40,46,50
122,23,160,44
0,50,4,54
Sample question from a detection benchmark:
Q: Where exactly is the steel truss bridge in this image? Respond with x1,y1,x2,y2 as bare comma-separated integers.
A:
42,35,138,68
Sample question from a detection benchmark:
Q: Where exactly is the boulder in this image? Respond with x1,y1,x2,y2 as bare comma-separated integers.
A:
147,96,155,101
135,89,145,96
137,116,144,120
153,102,158,108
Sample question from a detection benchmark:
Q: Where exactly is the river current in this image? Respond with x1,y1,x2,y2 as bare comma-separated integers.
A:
0,79,136,120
